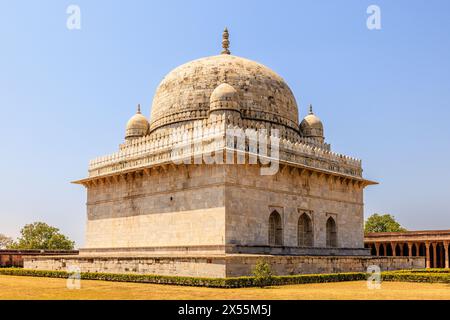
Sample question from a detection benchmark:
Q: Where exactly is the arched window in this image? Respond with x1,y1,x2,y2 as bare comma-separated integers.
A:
298,213,313,247
269,210,283,246
326,217,337,247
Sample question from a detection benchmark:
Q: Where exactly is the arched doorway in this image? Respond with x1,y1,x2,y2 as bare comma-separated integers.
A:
326,217,337,247
412,243,417,256
401,243,409,256
298,213,313,247
430,244,435,267
418,243,426,256
370,244,377,256
393,243,401,256
436,243,444,268
269,210,283,246
386,244,393,256
379,243,385,256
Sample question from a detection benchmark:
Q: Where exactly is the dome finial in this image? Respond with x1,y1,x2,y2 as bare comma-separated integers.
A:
221,27,230,55
309,104,313,115
126,104,149,140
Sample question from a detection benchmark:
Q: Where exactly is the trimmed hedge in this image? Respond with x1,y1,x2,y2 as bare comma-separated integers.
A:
0,268,366,288
0,268,228,287
382,271,450,283
387,268,450,274
227,272,367,288
1,268,448,287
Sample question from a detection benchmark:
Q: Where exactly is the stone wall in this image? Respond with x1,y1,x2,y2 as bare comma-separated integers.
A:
0,250,78,268
85,207,225,249
24,254,425,278
24,255,226,278
85,164,226,249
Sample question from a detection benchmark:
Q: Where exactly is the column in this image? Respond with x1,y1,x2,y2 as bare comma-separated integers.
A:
408,243,413,257
383,243,387,256
425,242,431,268
444,242,449,269
433,242,437,268
415,243,420,256
375,243,380,256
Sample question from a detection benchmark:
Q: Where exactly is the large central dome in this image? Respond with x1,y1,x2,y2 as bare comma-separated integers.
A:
150,54,299,133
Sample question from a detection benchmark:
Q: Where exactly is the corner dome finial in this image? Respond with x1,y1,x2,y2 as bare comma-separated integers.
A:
301,104,324,143
221,27,230,55
126,104,149,140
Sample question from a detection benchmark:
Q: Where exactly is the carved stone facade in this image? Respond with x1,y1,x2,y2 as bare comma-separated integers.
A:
81,161,366,255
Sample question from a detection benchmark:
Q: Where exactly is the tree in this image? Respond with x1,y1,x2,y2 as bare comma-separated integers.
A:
8,222,75,250
364,214,407,234
0,234,13,249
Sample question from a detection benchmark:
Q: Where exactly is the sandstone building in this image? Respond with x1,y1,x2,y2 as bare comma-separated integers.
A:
25,29,424,277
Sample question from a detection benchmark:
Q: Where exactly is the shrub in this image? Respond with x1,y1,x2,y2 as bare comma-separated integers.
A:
251,259,273,287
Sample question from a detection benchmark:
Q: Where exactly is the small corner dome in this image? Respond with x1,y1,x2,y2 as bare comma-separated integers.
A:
209,82,240,113
301,113,323,129
210,83,238,102
300,105,324,138
125,105,149,140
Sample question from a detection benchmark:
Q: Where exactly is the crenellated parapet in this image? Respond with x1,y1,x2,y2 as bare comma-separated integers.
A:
85,111,362,181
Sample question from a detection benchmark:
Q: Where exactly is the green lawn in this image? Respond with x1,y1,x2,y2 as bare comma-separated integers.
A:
1,275,450,300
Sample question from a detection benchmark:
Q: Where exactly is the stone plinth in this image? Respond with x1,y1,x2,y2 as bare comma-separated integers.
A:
24,254,425,278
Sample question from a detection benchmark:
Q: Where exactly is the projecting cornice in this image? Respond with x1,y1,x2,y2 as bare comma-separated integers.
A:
72,158,377,189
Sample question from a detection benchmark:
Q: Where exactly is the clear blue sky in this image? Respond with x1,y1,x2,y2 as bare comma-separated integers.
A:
1,1,449,247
